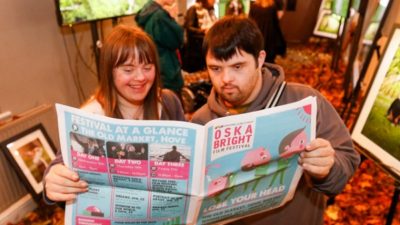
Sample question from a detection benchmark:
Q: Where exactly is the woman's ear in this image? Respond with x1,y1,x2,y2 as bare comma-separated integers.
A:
258,50,266,68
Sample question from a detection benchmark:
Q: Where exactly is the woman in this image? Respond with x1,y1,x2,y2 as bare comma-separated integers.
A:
225,0,245,16
43,25,185,202
183,0,217,73
249,0,286,63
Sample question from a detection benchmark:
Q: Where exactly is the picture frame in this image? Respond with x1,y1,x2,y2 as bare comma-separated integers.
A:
352,24,400,178
1,124,56,200
313,0,349,39
313,9,345,39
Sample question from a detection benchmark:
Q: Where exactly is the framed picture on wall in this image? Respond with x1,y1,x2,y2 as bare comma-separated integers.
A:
352,24,400,177
313,10,344,39
0,124,56,200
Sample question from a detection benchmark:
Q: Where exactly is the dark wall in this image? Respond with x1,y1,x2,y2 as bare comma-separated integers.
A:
280,0,322,43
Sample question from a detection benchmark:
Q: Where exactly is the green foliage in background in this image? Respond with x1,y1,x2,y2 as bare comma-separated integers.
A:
379,47,400,99
361,47,400,159
331,0,349,17
218,0,250,18
371,3,386,22
318,13,342,34
322,0,333,10
361,94,400,159
59,0,147,25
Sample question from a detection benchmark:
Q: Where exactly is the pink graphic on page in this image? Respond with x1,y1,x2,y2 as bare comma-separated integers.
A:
76,216,110,225
303,104,312,115
296,104,312,124
108,159,148,177
279,127,308,159
149,161,190,179
84,206,104,217
71,151,108,172
207,175,229,197
241,147,271,171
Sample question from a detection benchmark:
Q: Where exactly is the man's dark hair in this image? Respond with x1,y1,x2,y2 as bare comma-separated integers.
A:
202,16,264,64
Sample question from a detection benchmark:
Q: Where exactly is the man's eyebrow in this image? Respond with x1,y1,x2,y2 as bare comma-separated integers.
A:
206,63,219,67
231,61,246,65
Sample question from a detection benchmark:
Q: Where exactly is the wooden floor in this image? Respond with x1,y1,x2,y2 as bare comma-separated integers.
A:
7,37,400,225
276,38,400,225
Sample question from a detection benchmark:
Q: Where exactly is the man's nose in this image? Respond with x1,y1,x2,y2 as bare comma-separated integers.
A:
221,69,233,83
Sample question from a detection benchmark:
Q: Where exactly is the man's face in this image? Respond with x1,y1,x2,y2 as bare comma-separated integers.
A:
206,49,265,107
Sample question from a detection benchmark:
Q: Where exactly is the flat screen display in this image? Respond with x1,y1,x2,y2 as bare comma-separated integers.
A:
55,0,148,26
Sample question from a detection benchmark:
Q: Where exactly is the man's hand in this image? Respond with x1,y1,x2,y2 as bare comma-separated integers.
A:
298,138,335,180
44,164,88,201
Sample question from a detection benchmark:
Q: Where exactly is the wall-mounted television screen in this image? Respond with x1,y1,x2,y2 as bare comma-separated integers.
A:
55,0,148,26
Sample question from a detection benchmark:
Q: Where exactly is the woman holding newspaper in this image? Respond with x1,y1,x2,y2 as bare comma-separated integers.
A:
43,25,185,203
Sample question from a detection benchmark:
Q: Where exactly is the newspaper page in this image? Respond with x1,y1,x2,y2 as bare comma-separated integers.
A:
195,96,316,224
56,105,205,225
56,96,316,225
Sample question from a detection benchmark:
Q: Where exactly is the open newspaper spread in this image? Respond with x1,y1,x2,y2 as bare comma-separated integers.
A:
56,97,316,225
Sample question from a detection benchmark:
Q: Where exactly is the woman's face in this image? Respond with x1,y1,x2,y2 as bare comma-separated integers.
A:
207,0,215,7
113,56,156,105
167,0,176,6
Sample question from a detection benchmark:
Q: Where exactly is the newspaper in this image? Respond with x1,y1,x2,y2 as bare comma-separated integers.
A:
56,97,316,225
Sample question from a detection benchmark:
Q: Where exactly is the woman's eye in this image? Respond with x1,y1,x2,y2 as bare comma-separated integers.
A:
143,65,153,71
119,66,134,73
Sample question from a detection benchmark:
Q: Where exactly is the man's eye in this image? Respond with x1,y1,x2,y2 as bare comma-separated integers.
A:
234,64,242,70
209,66,220,72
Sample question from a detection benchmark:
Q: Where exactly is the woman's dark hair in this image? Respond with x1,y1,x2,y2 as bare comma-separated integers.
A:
93,25,161,120
197,0,214,9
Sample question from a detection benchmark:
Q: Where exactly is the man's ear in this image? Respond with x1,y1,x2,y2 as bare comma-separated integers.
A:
258,50,266,68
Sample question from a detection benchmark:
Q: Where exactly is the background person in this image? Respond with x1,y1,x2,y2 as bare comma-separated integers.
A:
127,144,148,160
135,0,184,98
43,25,185,203
183,0,217,73
248,0,286,63
191,16,360,225
225,0,245,16
161,145,189,162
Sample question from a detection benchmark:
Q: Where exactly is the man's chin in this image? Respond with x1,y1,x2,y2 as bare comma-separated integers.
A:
221,95,242,106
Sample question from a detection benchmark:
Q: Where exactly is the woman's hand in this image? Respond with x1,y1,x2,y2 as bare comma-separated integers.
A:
44,164,88,201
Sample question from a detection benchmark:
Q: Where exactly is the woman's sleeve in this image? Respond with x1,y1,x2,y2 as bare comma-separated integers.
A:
42,149,64,204
161,89,186,121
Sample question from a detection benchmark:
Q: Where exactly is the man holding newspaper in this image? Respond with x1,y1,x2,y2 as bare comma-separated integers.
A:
191,16,360,225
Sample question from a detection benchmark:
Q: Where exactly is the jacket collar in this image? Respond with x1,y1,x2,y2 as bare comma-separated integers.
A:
206,63,285,117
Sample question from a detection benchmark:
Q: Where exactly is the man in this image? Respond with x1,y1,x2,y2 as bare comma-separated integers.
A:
183,0,217,72
161,145,189,162
191,16,360,225
135,0,184,97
